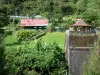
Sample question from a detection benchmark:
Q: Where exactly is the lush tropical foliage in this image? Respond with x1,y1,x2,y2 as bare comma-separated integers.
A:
5,40,67,75
1,0,100,28
16,30,38,42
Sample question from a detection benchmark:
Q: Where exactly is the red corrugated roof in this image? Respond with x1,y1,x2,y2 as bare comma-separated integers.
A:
20,19,48,26
72,18,90,26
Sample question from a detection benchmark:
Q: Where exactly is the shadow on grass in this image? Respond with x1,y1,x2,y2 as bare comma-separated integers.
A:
5,42,22,46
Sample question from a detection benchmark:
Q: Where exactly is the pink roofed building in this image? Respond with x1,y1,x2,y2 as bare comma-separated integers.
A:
20,19,48,29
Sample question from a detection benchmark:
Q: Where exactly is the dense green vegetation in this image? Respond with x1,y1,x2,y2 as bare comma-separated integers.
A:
4,32,65,75
16,30,38,42
0,0,100,75
5,40,67,75
0,4,9,75
1,0,100,28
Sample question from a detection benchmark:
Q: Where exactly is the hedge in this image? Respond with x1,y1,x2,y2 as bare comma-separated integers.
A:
31,31,46,40
16,30,38,42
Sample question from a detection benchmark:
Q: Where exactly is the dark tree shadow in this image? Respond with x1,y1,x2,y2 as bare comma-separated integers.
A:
5,42,22,46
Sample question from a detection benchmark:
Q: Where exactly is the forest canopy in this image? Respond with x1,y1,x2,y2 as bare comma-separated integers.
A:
0,0,100,27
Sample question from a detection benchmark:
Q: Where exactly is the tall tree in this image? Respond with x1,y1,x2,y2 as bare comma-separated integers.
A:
81,0,100,27
0,5,9,75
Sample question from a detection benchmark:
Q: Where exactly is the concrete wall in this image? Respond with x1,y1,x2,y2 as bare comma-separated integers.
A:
65,31,97,75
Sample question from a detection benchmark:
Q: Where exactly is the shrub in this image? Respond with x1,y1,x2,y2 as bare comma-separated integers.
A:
16,30,38,42
14,19,19,24
82,45,100,75
5,40,67,75
31,31,46,40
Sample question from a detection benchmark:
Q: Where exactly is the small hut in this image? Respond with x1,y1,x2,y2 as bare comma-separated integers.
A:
70,18,92,31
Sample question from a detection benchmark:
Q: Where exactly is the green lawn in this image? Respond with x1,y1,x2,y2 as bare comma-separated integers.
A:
5,32,65,49
4,34,17,45
42,32,65,47
28,32,65,49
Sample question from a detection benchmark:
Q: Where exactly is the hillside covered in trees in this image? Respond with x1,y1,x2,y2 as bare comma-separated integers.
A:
1,0,100,28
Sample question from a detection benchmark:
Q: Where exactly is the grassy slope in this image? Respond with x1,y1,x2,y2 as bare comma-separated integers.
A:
4,34,17,45
42,32,65,48
5,32,65,49
28,32,65,49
